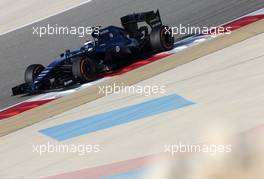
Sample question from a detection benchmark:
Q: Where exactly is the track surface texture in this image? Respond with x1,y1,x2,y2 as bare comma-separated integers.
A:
0,0,264,109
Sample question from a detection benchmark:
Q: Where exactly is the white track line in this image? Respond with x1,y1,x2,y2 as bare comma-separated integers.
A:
248,8,264,16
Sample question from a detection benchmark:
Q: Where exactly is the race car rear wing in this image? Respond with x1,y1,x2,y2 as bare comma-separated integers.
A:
120,10,162,38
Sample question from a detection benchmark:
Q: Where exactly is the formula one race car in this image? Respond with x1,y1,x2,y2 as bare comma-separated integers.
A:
12,10,174,95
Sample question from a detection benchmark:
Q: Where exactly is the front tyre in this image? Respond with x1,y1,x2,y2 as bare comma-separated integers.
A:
150,25,174,52
24,64,44,83
72,57,97,83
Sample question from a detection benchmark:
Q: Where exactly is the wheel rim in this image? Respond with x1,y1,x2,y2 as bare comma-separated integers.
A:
80,59,94,80
33,66,43,78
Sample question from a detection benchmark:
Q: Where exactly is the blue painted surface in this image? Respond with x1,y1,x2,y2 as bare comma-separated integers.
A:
100,169,148,179
40,94,194,141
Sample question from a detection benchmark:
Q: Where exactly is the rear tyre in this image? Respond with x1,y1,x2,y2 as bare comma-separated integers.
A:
72,57,97,83
24,64,44,83
150,25,174,52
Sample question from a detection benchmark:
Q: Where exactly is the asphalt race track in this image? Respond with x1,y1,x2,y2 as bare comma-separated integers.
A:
0,0,264,109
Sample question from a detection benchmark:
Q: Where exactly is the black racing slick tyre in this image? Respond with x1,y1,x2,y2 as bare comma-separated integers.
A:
72,57,97,83
24,64,44,83
150,25,174,52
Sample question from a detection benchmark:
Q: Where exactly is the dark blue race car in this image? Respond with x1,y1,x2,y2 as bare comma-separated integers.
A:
12,10,174,95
